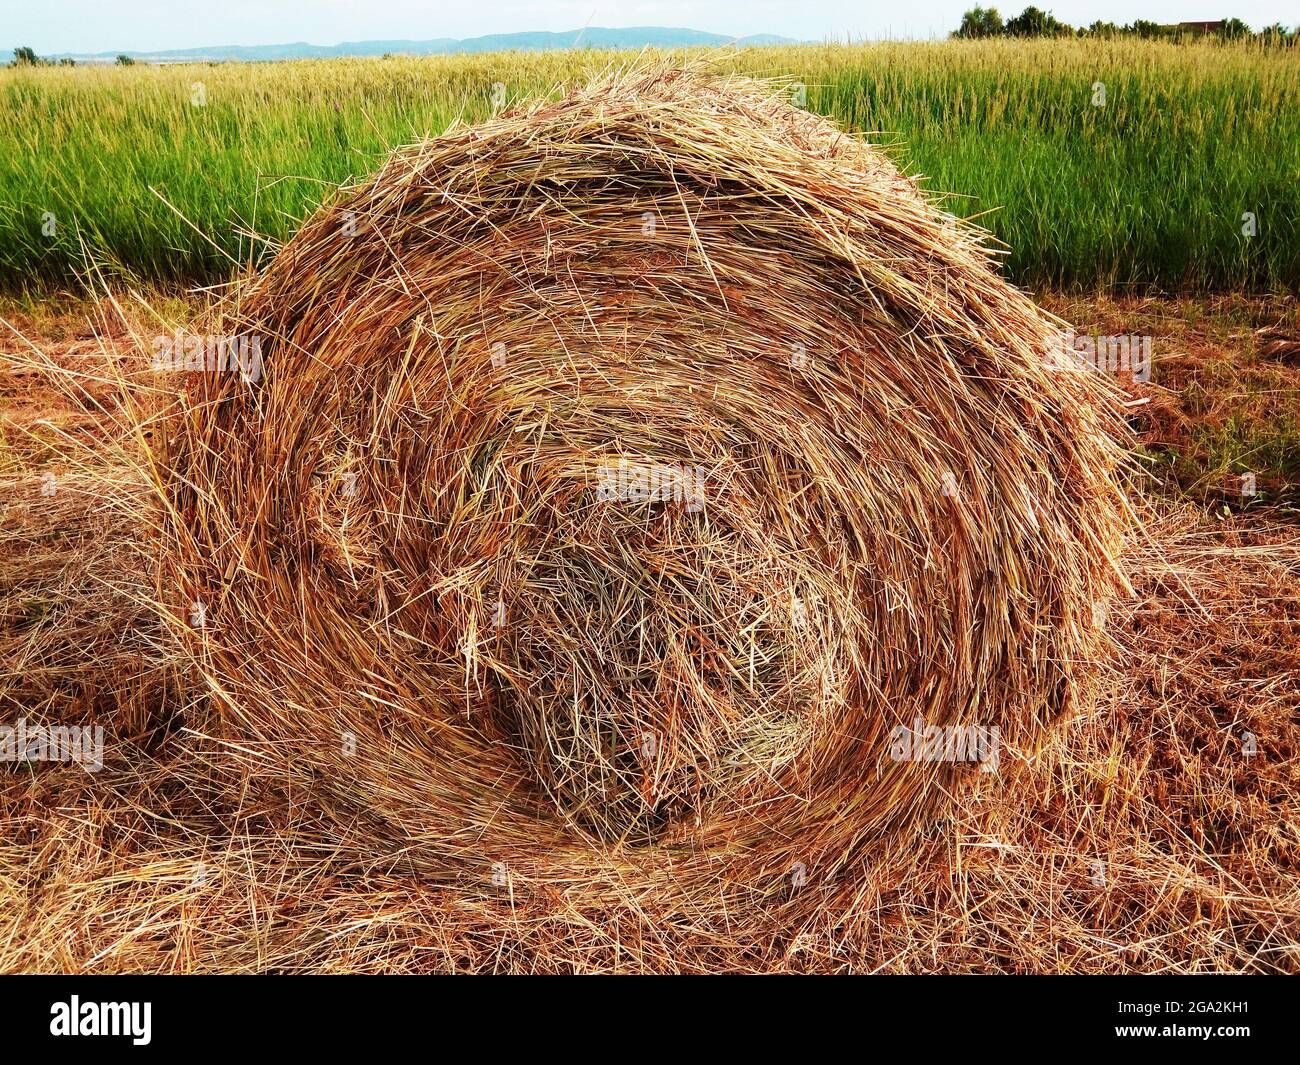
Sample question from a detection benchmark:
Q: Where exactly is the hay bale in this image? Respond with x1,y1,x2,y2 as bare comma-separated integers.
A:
157,69,1129,916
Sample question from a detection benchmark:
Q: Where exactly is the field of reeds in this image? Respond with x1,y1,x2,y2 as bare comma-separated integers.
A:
1,38,1298,293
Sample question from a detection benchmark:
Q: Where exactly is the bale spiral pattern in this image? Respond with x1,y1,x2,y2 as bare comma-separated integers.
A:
162,70,1128,928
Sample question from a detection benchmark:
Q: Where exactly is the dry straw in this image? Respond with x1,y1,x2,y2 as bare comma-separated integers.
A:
152,67,1132,945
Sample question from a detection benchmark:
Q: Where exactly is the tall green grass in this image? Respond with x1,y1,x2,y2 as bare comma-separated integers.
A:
1,40,1296,293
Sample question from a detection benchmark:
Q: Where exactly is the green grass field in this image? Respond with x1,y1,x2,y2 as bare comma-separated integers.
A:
1,39,1297,293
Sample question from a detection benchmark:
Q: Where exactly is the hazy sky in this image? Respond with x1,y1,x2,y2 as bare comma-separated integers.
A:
5,0,1295,54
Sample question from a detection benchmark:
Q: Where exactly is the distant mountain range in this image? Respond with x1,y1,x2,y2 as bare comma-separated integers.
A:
34,27,800,65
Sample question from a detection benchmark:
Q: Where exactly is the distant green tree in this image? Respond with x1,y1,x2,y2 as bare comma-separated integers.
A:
955,6,1005,38
1128,20,1167,39
58,57,76,66
1087,20,1120,38
1218,18,1251,39
1005,6,1071,37
13,46,38,66
115,54,136,65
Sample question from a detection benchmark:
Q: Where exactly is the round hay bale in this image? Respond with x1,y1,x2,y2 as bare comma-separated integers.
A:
158,69,1129,927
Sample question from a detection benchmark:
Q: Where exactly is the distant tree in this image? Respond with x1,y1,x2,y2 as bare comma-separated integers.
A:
1127,20,1167,39
13,46,38,66
58,57,76,66
115,54,136,65
951,10,1292,44
1004,6,1071,37
955,6,1005,38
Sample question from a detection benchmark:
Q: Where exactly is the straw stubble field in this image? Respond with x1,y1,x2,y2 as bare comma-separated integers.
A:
0,46,1298,974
